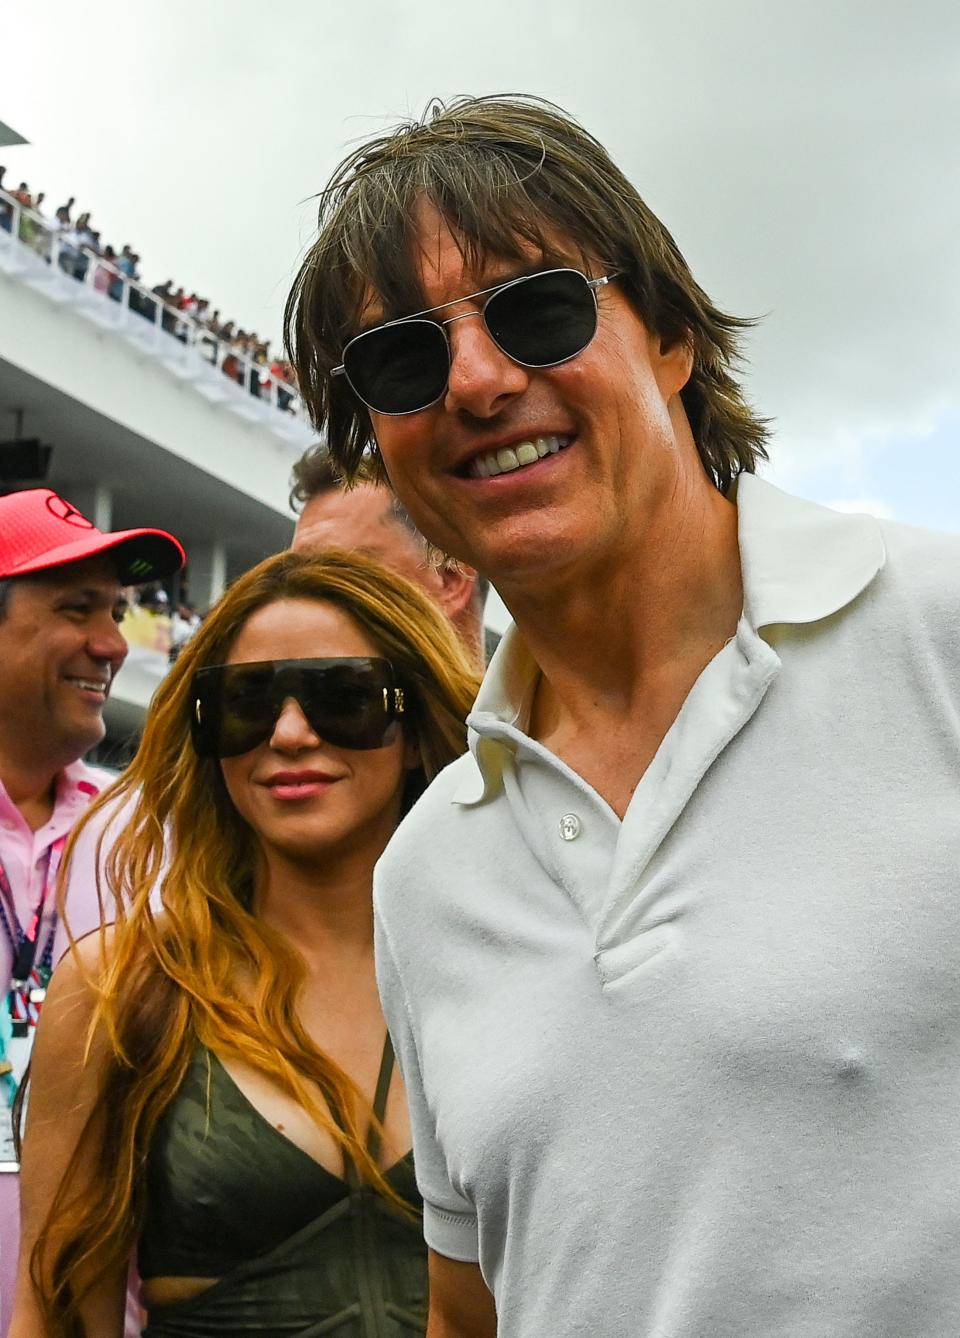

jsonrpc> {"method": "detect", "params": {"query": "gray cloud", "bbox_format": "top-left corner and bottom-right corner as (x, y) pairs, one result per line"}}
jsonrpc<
(3, 0), (958, 478)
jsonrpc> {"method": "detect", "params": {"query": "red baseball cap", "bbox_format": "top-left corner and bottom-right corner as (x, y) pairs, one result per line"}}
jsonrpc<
(0, 488), (185, 584)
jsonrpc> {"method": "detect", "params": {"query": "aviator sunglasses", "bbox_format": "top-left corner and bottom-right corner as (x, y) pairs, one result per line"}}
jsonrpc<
(190, 657), (405, 759)
(332, 267), (620, 416)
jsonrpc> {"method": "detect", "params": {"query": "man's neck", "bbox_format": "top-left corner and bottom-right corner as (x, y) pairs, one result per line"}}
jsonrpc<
(452, 604), (486, 673)
(500, 468), (744, 741)
(0, 756), (62, 832)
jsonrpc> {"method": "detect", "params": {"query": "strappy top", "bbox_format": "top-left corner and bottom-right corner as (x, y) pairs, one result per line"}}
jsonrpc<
(139, 1035), (427, 1336)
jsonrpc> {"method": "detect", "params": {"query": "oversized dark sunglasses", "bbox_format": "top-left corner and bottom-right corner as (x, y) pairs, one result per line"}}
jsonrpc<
(332, 267), (619, 416)
(190, 657), (405, 759)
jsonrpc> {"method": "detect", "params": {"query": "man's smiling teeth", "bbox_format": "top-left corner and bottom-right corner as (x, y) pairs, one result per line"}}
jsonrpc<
(471, 435), (570, 478)
(68, 677), (108, 694)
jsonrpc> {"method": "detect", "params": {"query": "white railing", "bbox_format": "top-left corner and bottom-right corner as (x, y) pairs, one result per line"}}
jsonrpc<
(0, 186), (307, 427)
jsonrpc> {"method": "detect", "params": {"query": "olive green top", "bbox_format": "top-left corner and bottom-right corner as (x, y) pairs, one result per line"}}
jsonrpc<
(139, 1036), (427, 1336)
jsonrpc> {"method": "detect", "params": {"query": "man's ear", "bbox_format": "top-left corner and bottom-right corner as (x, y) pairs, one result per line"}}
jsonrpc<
(435, 563), (479, 620)
(653, 332), (694, 399)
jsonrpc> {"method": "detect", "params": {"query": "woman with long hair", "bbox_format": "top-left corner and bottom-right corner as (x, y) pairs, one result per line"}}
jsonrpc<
(10, 548), (480, 1338)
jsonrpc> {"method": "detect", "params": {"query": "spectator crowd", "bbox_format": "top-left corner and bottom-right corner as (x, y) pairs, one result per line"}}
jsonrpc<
(0, 165), (297, 409)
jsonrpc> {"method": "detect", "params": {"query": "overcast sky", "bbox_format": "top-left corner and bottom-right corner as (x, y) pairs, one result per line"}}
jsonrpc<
(2, 0), (959, 531)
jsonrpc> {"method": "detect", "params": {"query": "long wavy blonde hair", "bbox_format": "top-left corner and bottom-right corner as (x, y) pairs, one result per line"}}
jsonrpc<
(28, 548), (481, 1335)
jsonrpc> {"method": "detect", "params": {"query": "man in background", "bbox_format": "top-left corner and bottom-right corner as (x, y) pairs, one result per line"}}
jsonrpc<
(290, 443), (496, 668)
(0, 487), (183, 1332)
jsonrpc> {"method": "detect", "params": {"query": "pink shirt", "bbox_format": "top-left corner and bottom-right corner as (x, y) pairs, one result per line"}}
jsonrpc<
(0, 758), (126, 1334)
(0, 759), (114, 990)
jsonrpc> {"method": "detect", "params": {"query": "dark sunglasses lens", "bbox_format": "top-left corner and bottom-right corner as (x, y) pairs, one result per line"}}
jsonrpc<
(218, 666), (277, 756)
(298, 662), (397, 750)
(195, 661), (399, 758)
(485, 270), (598, 367)
(344, 320), (449, 414)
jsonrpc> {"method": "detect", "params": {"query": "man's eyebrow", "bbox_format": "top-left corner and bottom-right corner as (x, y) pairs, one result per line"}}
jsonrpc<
(355, 260), (563, 334)
(56, 584), (125, 606)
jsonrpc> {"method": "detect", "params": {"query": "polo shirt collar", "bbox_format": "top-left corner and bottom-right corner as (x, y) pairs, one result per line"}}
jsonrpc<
(734, 473), (886, 630)
(0, 760), (103, 813)
(57, 758), (106, 805)
(453, 474), (886, 805)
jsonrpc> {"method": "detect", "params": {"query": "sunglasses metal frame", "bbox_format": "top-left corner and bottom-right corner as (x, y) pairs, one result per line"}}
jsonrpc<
(190, 656), (405, 759)
(331, 267), (619, 417)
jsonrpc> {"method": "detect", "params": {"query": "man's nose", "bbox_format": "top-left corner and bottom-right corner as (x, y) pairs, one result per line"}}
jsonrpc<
(443, 313), (529, 417)
(89, 612), (129, 667)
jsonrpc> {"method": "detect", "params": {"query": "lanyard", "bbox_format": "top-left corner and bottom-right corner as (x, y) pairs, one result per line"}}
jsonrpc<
(0, 837), (66, 1031)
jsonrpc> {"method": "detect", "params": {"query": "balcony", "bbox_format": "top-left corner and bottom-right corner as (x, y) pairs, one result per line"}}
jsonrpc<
(0, 187), (315, 734)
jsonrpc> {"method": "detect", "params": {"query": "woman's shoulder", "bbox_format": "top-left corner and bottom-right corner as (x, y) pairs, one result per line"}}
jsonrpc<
(58, 912), (164, 979)
(47, 925), (114, 1003)
(40, 914), (176, 1102)
(48, 913), (169, 1025)
(33, 935), (115, 1085)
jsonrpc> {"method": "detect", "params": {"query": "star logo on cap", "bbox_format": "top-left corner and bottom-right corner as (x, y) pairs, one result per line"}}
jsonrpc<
(45, 494), (95, 529)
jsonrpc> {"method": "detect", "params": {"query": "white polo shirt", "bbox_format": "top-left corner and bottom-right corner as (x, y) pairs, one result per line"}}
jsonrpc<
(374, 475), (960, 1337)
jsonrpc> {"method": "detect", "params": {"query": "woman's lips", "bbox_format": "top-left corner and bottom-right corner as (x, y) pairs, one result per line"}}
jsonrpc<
(264, 773), (339, 801)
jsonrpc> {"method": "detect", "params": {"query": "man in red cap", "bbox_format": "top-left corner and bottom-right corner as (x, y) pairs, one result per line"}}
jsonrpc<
(0, 487), (183, 1332)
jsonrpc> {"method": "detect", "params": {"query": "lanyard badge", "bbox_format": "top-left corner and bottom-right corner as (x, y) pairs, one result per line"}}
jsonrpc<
(7, 963), (53, 1035)
(1, 989), (36, 1171)
(6, 890), (57, 1037)
(0, 838), (63, 1050)
(0, 838), (65, 1171)
(1, 903), (58, 1036)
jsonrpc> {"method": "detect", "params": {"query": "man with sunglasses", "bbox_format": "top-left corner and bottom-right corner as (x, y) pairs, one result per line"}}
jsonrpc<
(0, 488), (183, 1332)
(286, 96), (960, 1338)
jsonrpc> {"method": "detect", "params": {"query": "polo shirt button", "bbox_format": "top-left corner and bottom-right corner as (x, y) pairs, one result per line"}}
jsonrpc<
(559, 813), (581, 841)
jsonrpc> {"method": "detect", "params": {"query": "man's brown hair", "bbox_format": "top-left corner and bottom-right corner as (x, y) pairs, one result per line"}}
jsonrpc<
(289, 442), (430, 550)
(285, 94), (768, 492)
(289, 441), (342, 512)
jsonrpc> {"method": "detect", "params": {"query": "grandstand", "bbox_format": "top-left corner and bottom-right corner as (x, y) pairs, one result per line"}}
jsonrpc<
(0, 177), (314, 760)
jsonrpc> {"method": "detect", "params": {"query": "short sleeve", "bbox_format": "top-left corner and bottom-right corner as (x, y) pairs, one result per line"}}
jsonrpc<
(374, 889), (480, 1263)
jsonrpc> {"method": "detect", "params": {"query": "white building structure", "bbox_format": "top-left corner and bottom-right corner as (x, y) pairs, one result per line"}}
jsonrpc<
(0, 184), (313, 747)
